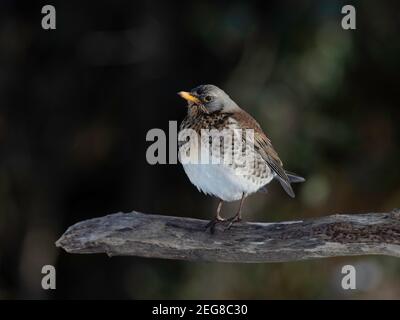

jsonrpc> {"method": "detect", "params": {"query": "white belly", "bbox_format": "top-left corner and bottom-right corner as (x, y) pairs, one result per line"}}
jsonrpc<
(183, 164), (272, 201)
(181, 162), (273, 201)
(178, 130), (274, 201)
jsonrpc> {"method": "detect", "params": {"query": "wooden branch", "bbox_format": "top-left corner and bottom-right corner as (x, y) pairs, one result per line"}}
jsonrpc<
(56, 209), (400, 263)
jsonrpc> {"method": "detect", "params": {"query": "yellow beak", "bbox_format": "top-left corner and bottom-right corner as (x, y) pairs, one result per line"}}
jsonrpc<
(178, 91), (201, 104)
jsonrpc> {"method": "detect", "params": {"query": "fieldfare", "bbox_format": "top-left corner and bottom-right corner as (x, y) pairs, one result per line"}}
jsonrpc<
(178, 84), (305, 232)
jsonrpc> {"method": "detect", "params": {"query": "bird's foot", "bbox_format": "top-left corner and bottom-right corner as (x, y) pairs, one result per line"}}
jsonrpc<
(224, 215), (242, 231)
(205, 217), (225, 234)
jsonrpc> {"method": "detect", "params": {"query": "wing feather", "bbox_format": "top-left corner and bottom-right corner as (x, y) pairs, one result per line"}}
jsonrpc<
(232, 110), (295, 198)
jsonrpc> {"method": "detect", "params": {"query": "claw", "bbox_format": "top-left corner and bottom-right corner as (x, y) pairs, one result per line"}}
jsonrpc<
(224, 216), (242, 231)
(205, 217), (225, 234)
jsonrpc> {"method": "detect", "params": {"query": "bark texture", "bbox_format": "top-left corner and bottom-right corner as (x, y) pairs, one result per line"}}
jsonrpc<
(56, 209), (400, 263)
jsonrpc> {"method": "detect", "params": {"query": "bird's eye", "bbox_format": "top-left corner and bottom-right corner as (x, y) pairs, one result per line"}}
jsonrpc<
(204, 95), (213, 102)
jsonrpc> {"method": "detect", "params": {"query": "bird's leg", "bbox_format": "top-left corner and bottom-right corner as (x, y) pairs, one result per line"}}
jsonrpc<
(205, 200), (225, 233)
(215, 199), (224, 221)
(225, 194), (246, 230)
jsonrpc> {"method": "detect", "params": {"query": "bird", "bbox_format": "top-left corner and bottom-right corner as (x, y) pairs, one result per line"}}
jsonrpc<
(177, 84), (305, 232)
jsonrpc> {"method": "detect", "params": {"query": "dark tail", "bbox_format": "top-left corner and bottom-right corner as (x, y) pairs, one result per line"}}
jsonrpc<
(262, 171), (305, 198)
(285, 171), (306, 183)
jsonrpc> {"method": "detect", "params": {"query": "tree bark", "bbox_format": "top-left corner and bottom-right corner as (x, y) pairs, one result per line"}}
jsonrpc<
(56, 209), (400, 263)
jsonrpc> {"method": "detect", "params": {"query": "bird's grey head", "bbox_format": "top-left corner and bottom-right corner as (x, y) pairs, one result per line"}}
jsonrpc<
(178, 84), (239, 113)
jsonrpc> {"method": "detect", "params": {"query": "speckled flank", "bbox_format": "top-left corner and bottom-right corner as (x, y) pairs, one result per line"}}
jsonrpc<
(179, 110), (274, 201)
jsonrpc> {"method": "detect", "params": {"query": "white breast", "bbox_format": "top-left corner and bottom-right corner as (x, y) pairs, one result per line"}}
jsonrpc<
(179, 137), (274, 202)
(181, 163), (272, 201)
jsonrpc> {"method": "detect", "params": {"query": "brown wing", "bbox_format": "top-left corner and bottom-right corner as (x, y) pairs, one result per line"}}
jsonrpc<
(232, 110), (295, 198)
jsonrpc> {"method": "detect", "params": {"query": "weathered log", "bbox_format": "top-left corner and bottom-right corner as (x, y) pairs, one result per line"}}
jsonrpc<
(56, 209), (400, 263)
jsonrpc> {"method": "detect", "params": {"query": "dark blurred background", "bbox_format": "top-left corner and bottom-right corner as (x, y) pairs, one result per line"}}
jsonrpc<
(0, 0), (399, 299)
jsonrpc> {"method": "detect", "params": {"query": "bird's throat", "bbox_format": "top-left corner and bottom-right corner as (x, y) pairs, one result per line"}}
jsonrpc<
(188, 104), (208, 117)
